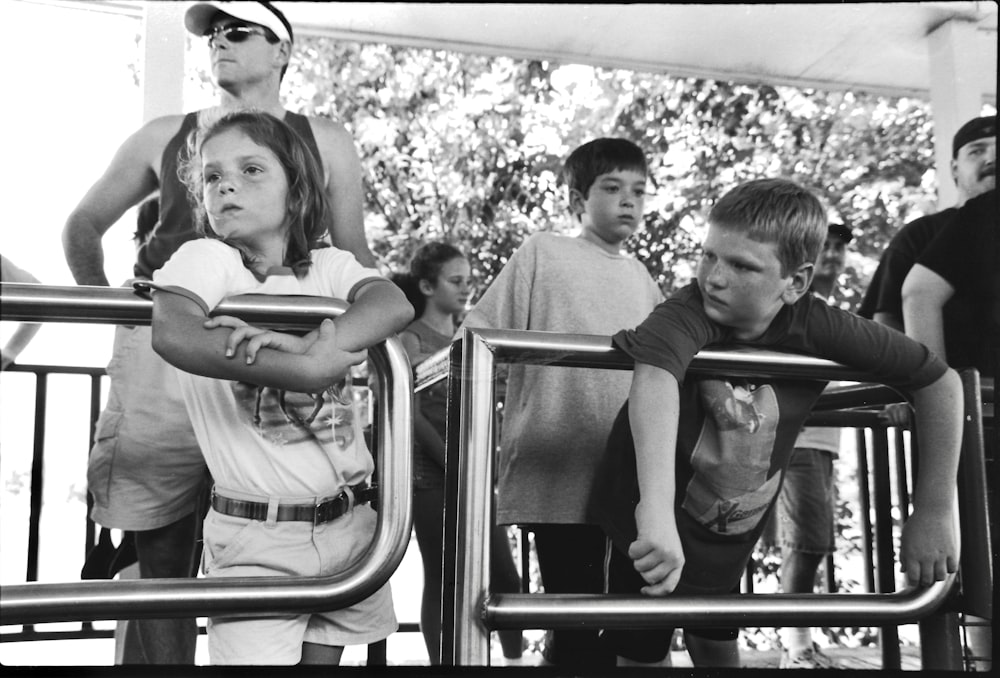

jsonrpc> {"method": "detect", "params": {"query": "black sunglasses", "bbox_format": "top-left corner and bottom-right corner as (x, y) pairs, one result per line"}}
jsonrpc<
(205, 24), (269, 47)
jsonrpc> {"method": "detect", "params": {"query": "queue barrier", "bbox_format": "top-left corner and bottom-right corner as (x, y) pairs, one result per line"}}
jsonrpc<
(436, 327), (988, 668)
(0, 282), (413, 624)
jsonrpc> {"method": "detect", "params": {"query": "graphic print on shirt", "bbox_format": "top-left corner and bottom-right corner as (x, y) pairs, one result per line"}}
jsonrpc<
(683, 378), (781, 535)
(230, 379), (356, 449)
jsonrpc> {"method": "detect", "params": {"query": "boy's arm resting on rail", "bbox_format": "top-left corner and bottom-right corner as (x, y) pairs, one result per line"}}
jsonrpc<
(152, 291), (366, 393)
(629, 362), (684, 596)
(901, 367), (962, 587)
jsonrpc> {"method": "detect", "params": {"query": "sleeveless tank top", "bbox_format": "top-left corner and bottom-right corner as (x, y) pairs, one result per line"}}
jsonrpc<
(134, 110), (322, 278)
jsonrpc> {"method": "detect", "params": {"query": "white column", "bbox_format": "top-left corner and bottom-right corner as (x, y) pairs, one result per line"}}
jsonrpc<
(926, 19), (983, 209)
(141, 2), (188, 123)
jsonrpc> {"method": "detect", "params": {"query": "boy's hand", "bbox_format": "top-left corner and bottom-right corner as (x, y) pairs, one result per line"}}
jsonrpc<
(630, 501), (684, 596)
(899, 508), (959, 587)
(878, 402), (913, 428)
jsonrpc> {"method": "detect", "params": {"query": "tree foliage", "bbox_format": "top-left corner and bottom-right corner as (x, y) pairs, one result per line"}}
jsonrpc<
(280, 37), (941, 313)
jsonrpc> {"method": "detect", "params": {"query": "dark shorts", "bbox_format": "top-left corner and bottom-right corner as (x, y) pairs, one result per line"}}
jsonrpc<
(600, 540), (739, 663)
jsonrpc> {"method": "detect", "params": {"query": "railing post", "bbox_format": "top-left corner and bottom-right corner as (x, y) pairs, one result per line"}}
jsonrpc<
(919, 368), (990, 671)
(871, 426), (901, 669)
(855, 429), (876, 594)
(440, 341), (463, 666)
(450, 329), (495, 666)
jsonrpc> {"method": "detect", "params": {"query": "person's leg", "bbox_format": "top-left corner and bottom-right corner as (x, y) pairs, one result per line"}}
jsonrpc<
(776, 448), (837, 667)
(300, 643), (344, 665)
(532, 524), (616, 669)
(599, 544), (675, 666)
(684, 632), (740, 668)
(90, 325), (207, 664)
(121, 512), (200, 664)
(490, 525), (524, 658)
(412, 484), (445, 663)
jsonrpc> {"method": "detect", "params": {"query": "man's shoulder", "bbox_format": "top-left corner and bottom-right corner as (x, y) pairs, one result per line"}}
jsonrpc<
(303, 115), (353, 146)
(890, 207), (959, 247)
(139, 113), (190, 143)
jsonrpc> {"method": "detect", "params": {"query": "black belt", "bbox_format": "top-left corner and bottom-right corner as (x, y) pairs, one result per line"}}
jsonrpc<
(211, 483), (376, 525)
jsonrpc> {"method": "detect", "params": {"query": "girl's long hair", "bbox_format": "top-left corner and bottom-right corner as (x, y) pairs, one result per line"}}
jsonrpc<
(393, 241), (466, 318)
(180, 110), (330, 276)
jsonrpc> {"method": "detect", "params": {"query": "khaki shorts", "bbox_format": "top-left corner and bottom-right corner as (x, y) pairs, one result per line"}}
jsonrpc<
(203, 500), (397, 664)
(775, 447), (836, 555)
(87, 324), (206, 531)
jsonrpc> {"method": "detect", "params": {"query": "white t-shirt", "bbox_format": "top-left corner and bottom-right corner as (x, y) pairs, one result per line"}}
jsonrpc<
(152, 239), (384, 498)
(460, 232), (664, 524)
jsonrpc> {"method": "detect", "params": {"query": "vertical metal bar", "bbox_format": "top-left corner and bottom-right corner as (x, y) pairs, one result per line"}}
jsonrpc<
(855, 429), (876, 594)
(23, 372), (48, 636)
(440, 341), (463, 666)
(919, 612), (964, 670)
(26, 372), (48, 584)
(82, 372), (103, 634)
(452, 330), (495, 666)
(871, 427), (901, 669)
(894, 429), (910, 519)
(366, 639), (387, 665)
(956, 369), (991, 618)
(520, 528), (530, 593)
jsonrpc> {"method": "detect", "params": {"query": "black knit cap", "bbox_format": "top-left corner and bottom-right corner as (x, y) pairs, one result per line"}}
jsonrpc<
(827, 223), (853, 243)
(952, 116), (996, 158)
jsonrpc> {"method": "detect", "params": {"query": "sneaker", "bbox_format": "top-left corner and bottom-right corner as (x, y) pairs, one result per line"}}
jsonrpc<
(779, 643), (840, 669)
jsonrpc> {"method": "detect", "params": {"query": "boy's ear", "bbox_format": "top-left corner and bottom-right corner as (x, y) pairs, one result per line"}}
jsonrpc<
(418, 278), (435, 297)
(781, 262), (814, 304)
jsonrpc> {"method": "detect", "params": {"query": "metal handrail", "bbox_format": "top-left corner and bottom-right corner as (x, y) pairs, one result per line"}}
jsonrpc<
(0, 282), (413, 624)
(446, 327), (961, 666)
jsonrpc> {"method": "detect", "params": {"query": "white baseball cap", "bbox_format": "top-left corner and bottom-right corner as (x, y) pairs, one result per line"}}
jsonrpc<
(185, 1), (293, 43)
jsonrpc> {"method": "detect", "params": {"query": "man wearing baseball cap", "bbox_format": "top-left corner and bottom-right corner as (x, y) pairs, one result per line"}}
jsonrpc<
(63, 1), (375, 664)
(859, 116), (994, 669)
(859, 115), (995, 334)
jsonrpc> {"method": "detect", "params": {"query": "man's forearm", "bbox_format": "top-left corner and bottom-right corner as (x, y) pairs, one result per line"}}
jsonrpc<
(911, 369), (962, 510)
(63, 217), (110, 286)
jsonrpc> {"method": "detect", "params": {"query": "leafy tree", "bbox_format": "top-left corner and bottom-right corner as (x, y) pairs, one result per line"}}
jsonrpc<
(279, 37), (942, 315)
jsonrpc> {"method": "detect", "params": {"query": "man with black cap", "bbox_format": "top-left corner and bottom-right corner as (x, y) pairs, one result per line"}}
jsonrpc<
(62, 1), (375, 664)
(859, 115), (995, 334)
(771, 223), (854, 669)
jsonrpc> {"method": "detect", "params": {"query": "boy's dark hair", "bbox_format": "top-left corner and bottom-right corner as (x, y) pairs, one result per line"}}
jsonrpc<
(394, 241), (467, 317)
(181, 110), (330, 277)
(562, 138), (647, 199)
(709, 178), (827, 276)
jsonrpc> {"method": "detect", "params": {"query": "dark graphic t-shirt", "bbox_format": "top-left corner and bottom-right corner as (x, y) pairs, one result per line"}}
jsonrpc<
(591, 282), (947, 593)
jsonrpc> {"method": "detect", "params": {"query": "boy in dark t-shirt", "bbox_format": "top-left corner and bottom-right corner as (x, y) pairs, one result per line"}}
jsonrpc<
(590, 178), (964, 668)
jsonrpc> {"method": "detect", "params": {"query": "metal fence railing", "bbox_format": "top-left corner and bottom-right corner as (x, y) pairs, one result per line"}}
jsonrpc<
(433, 327), (991, 670)
(0, 283), (413, 628)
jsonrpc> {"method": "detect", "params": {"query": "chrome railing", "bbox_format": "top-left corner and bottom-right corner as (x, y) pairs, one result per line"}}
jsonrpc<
(0, 282), (413, 624)
(439, 327), (984, 667)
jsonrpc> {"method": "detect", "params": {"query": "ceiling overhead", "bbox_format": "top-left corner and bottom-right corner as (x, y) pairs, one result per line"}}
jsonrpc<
(281, 2), (997, 101)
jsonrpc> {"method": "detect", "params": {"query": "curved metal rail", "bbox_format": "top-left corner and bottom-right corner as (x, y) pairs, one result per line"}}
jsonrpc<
(0, 282), (412, 624)
(447, 327), (959, 665)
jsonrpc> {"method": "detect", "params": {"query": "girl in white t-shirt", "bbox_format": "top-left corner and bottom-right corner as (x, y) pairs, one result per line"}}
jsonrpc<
(149, 111), (412, 665)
